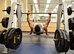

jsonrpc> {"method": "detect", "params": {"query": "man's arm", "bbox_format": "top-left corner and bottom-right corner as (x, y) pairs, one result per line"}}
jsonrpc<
(27, 14), (32, 28)
(45, 13), (51, 28)
(43, 13), (51, 35)
(27, 14), (33, 34)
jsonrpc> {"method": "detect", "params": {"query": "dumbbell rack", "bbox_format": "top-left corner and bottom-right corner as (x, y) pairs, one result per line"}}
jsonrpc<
(2, 0), (22, 54)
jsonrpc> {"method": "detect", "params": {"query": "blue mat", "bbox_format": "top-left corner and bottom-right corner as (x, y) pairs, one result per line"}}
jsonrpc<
(12, 43), (59, 54)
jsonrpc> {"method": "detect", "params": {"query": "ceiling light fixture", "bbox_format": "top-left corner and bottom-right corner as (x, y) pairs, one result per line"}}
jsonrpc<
(44, 0), (51, 13)
(33, 0), (37, 3)
(51, 5), (59, 13)
(47, 0), (51, 3)
(35, 4), (38, 8)
(33, 0), (39, 13)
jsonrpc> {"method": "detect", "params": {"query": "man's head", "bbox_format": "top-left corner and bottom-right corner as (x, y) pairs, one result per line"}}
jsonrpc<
(34, 25), (40, 32)
(33, 24), (43, 35)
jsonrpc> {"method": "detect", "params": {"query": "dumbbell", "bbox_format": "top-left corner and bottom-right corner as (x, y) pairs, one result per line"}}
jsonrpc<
(0, 17), (9, 28)
(2, 6), (11, 14)
(67, 7), (74, 15)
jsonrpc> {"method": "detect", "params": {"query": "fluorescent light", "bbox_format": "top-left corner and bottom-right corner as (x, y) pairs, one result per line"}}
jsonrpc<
(45, 8), (48, 11)
(51, 5), (59, 13)
(53, 8), (56, 11)
(62, 0), (65, 2)
(36, 7), (39, 13)
(36, 8), (39, 10)
(46, 4), (49, 8)
(44, 0), (51, 13)
(44, 5), (49, 13)
(35, 4), (38, 8)
(55, 5), (59, 9)
(37, 10), (39, 13)
(33, 0), (37, 3)
(51, 11), (54, 13)
(44, 4), (49, 13)
(33, 0), (39, 13)
(44, 9), (48, 13)
(47, 0), (51, 3)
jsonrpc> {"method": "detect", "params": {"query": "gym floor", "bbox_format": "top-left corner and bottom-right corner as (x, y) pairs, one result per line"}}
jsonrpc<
(0, 32), (74, 54)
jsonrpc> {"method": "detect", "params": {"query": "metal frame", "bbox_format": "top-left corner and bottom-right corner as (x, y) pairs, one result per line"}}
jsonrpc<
(2, 1), (22, 53)
(63, 0), (72, 42)
(57, 0), (71, 42)
(2, 2), (17, 54)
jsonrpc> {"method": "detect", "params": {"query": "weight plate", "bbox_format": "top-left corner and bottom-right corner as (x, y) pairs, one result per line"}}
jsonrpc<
(54, 29), (65, 52)
(7, 6), (11, 14)
(4, 28), (13, 48)
(68, 18), (74, 30)
(62, 30), (69, 52)
(69, 32), (74, 50)
(5, 28), (22, 49)
(2, 17), (9, 28)
(0, 30), (7, 44)
(67, 7), (72, 15)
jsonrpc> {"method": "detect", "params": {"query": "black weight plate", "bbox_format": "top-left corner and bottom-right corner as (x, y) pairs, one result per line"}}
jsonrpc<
(6, 28), (22, 49)
(4, 28), (13, 48)
(7, 6), (11, 14)
(67, 7), (72, 15)
(0, 30), (7, 44)
(2, 17), (9, 28)
(54, 29), (65, 52)
(69, 32), (74, 50)
(62, 31), (69, 52)
(68, 18), (74, 30)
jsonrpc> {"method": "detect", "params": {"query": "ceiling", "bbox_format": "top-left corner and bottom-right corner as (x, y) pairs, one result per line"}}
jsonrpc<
(28, 0), (60, 13)
(28, 0), (74, 13)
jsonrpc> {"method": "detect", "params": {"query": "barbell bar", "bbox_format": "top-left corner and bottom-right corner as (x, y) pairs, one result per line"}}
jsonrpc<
(15, 12), (58, 14)
(2, 6), (63, 15)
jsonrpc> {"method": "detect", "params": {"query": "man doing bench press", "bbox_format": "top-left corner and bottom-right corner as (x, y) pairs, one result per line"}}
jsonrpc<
(27, 13), (51, 35)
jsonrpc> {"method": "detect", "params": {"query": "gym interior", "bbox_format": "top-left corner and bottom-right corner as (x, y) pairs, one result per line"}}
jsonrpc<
(0, 0), (74, 54)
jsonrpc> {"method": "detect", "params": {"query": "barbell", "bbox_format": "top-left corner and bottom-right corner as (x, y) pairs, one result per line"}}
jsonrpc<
(2, 6), (74, 17)
(2, 6), (63, 18)
(2, 6), (58, 14)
